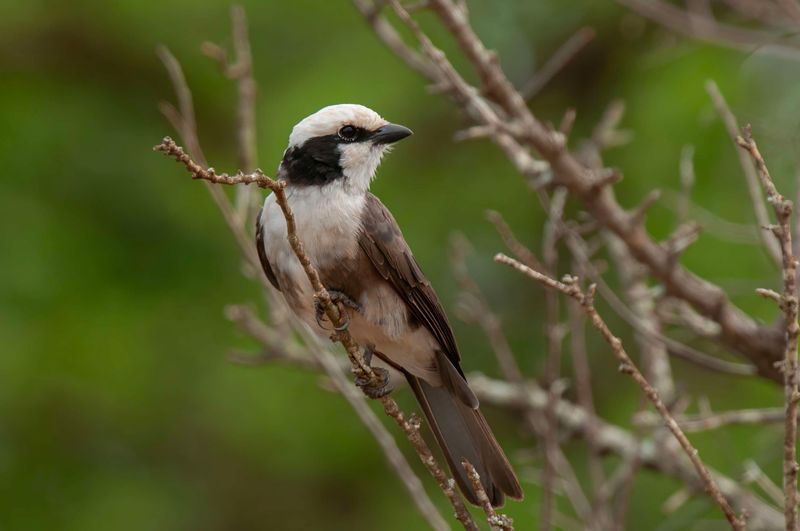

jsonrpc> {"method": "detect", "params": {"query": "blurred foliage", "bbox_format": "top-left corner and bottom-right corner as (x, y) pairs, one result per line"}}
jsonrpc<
(1, 1), (799, 529)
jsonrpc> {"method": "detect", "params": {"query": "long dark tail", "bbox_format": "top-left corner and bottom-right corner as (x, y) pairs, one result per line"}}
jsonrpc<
(406, 374), (523, 507)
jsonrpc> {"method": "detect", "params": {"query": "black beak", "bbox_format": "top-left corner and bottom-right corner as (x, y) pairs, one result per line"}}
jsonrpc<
(371, 123), (413, 144)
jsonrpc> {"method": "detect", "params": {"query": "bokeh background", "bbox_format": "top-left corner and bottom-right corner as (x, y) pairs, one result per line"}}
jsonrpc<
(2, 1), (799, 529)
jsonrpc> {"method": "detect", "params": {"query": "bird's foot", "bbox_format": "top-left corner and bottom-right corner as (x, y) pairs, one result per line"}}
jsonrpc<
(315, 290), (362, 330)
(354, 344), (390, 399)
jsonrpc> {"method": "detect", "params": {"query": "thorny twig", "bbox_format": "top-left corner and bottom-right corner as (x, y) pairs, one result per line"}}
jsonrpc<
(495, 253), (746, 530)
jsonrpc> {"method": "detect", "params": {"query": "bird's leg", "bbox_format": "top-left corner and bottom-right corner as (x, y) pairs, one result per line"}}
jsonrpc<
(314, 289), (362, 330)
(354, 343), (390, 399)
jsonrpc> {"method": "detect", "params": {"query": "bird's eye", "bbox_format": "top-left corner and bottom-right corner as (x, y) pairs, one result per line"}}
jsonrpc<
(338, 125), (358, 141)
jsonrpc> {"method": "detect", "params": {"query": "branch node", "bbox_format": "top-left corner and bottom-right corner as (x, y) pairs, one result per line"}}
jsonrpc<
(756, 288), (782, 304)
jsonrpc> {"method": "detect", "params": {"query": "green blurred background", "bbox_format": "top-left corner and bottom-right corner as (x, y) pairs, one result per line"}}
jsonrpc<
(2, 1), (798, 529)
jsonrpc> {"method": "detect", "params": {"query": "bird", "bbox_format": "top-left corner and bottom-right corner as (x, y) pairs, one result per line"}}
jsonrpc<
(256, 103), (523, 507)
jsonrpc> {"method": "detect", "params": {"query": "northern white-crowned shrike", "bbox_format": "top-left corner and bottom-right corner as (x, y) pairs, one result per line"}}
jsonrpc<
(257, 104), (522, 506)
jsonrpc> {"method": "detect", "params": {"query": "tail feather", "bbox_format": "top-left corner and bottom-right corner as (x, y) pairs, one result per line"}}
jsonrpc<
(407, 374), (523, 507)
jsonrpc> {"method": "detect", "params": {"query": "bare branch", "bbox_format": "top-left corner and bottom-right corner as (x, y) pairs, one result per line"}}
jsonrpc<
(201, 6), (260, 223)
(154, 137), (271, 187)
(737, 126), (800, 531)
(352, 0), (438, 79)
(569, 231), (756, 376)
(462, 460), (514, 531)
(229, 6), (259, 222)
(495, 253), (746, 529)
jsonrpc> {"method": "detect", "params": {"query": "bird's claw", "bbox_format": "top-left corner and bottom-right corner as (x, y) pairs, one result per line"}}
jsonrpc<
(354, 344), (390, 399)
(334, 316), (351, 331)
(315, 289), (361, 330)
(355, 367), (390, 399)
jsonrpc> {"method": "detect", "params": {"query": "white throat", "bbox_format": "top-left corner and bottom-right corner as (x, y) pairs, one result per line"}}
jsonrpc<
(338, 143), (388, 195)
(276, 180), (367, 265)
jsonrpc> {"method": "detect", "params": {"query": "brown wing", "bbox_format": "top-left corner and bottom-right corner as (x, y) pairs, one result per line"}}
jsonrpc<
(255, 210), (281, 291)
(358, 193), (464, 374)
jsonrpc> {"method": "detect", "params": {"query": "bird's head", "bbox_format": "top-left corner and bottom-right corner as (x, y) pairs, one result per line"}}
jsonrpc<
(279, 104), (412, 193)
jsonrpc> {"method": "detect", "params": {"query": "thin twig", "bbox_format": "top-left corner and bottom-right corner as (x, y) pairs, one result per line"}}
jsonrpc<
(495, 253), (746, 530)
(743, 459), (786, 508)
(737, 126), (799, 531)
(462, 460), (514, 531)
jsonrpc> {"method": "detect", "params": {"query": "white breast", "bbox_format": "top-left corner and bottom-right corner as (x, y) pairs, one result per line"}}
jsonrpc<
(259, 181), (366, 304)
